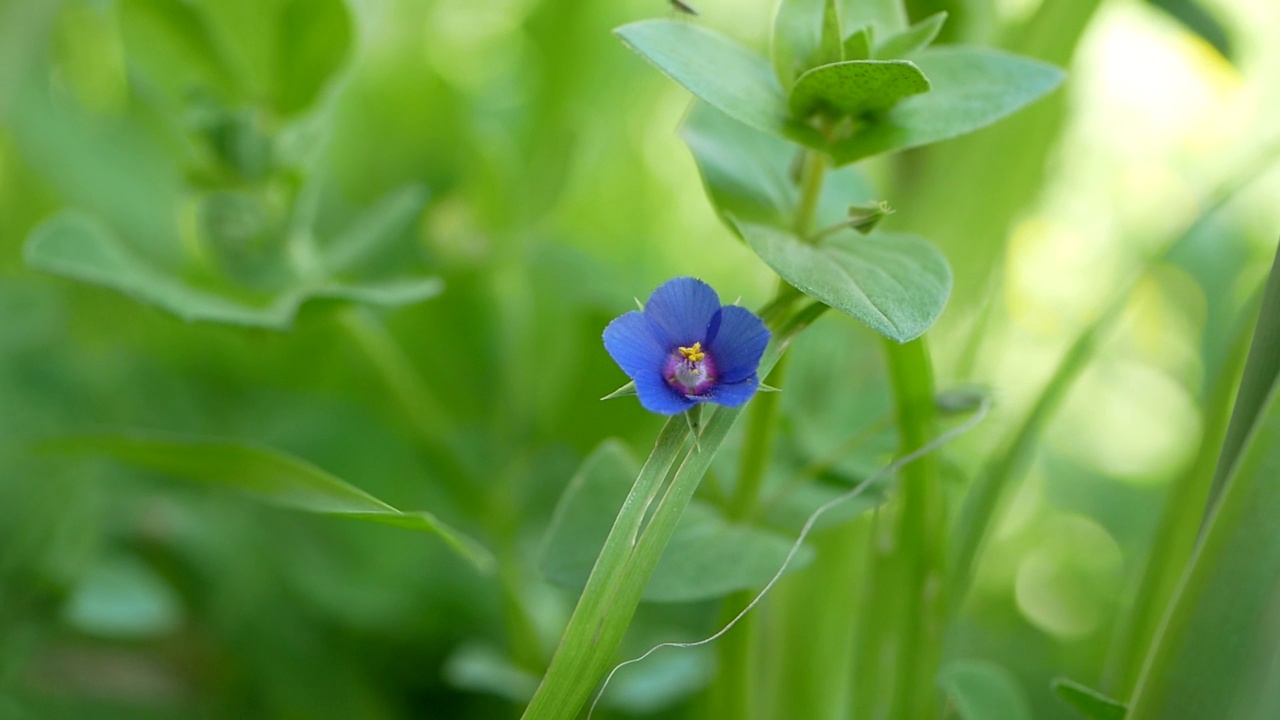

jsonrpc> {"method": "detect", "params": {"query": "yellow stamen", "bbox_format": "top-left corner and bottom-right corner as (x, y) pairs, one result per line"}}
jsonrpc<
(678, 342), (705, 362)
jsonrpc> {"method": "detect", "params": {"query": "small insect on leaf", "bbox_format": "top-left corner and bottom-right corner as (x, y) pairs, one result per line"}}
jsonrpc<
(670, 0), (698, 16)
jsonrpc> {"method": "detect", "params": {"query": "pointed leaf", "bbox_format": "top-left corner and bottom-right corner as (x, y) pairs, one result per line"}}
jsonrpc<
(773, 0), (827, 89)
(789, 59), (930, 118)
(616, 20), (815, 144)
(1053, 678), (1127, 720)
(818, 0), (845, 66)
(1147, 0), (1231, 61)
(273, 0), (352, 116)
(738, 221), (951, 342)
(939, 660), (1033, 720)
(843, 26), (874, 60)
(1207, 246), (1280, 509)
(830, 46), (1064, 164)
(874, 11), (947, 59)
(1127, 246), (1280, 720)
(54, 434), (494, 572)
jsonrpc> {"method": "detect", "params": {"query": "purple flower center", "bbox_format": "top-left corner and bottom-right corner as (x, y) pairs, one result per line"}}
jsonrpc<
(664, 341), (717, 396)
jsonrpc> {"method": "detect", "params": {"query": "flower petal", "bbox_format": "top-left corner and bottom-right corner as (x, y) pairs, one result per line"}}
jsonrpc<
(706, 305), (770, 382)
(603, 311), (666, 379)
(707, 375), (759, 408)
(644, 277), (721, 347)
(635, 371), (697, 415)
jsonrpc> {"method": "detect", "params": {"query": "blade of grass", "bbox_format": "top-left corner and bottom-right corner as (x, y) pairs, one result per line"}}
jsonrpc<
(1126, 240), (1280, 719)
(46, 434), (495, 572)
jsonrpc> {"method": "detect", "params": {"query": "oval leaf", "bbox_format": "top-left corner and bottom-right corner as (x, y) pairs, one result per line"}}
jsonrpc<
(939, 659), (1033, 720)
(738, 221), (951, 342)
(789, 59), (930, 118)
(615, 20), (816, 145)
(53, 434), (494, 572)
(830, 46), (1064, 164)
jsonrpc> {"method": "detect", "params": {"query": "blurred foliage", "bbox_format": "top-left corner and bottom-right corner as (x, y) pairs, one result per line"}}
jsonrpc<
(1, 0), (1278, 718)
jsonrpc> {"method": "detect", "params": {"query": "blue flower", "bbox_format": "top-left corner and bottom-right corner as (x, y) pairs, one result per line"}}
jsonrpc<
(603, 277), (771, 415)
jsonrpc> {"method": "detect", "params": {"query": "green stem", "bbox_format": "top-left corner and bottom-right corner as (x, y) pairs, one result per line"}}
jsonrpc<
(729, 353), (789, 520)
(881, 336), (943, 720)
(497, 552), (547, 671)
(708, 591), (759, 720)
(714, 147), (828, 716)
(337, 308), (452, 444)
(795, 150), (827, 240)
(730, 145), (826, 522)
(522, 418), (690, 719)
(775, 519), (866, 720)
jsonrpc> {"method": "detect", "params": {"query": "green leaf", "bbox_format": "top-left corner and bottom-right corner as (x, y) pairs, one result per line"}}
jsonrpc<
(680, 102), (874, 233)
(55, 434), (494, 572)
(63, 554), (184, 640)
(773, 0), (827, 90)
(541, 440), (812, 602)
(273, 0), (352, 116)
(842, 26), (874, 61)
(939, 660), (1033, 720)
(1206, 247), (1280, 511)
(615, 20), (815, 144)
(738, 221), (951, 342)
(1053, 678), (1127, 720)
(838, 0), (907, 36)
(8, 84), (181, 251)
(24, 211), (442, 329)
(873, 11), (947, 59)
(118, 0), (237, 99)
(818, 0), (845, 66)
(1127, 244), (1280, 720)
(830, 46), (1065, 164)
(1147, 0), (1232, 61)
(789, 59), (930, 118)
(445, 643), (540, 704)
